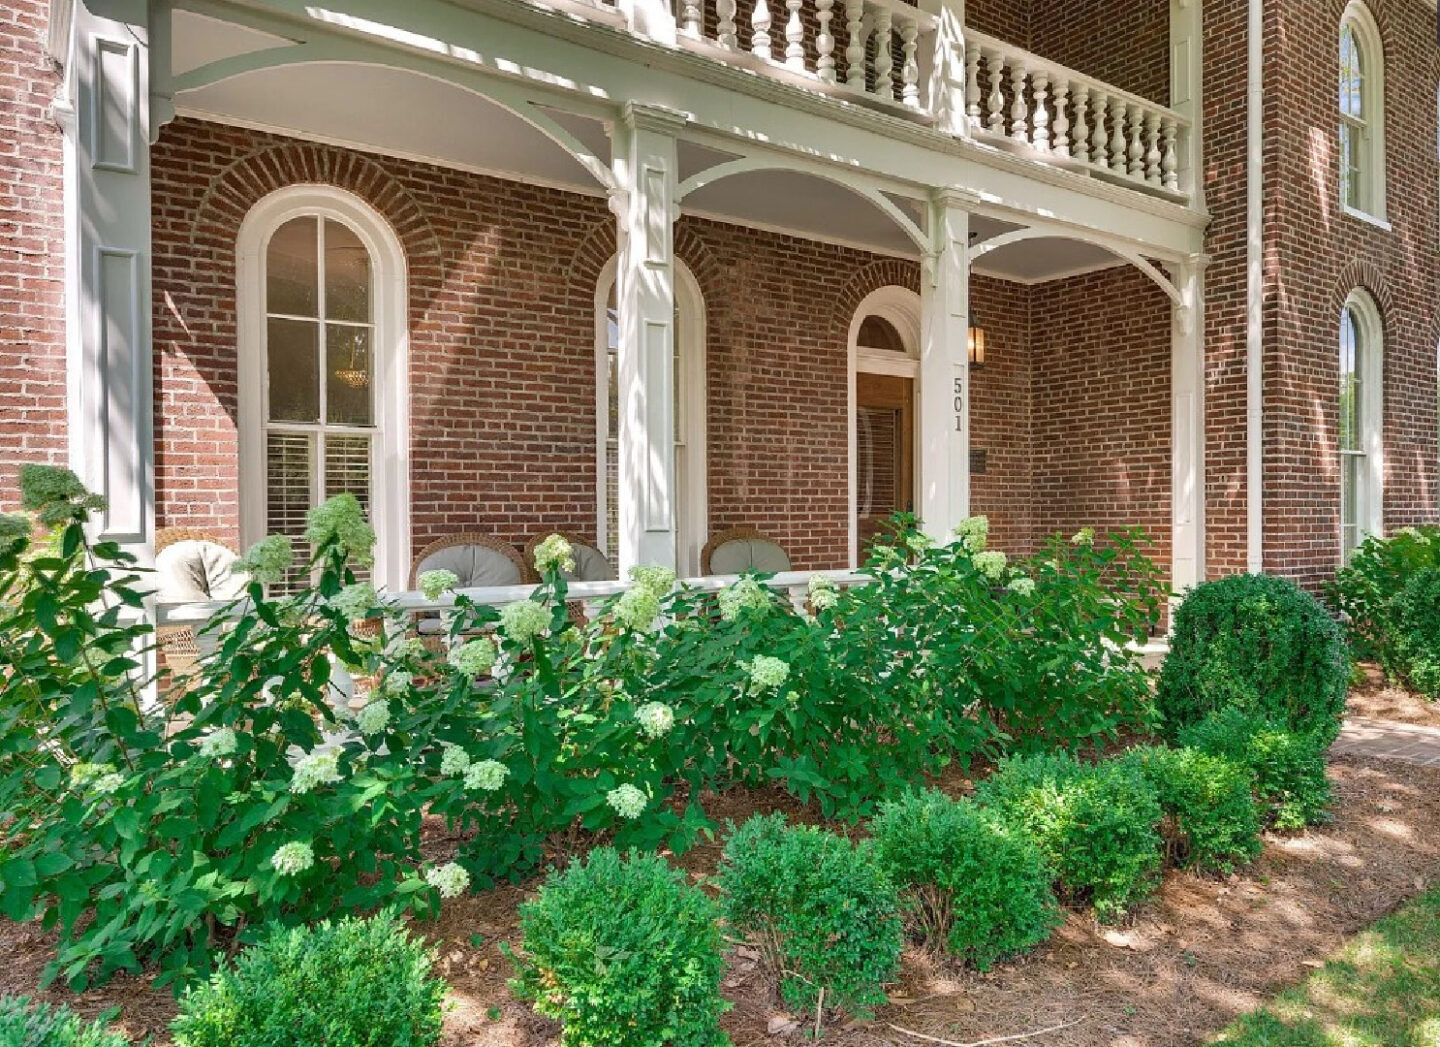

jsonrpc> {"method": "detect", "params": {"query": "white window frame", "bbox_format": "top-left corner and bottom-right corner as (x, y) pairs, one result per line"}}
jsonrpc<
(236, 185), (411, 590)
(847, 285), (922, 567)
(1339, 1), (1387, 224)
(1340, 289), (1385, 563)
(595, 257), (708, 576)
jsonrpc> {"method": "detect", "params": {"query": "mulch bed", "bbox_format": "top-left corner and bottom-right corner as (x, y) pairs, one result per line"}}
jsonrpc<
(6, 707), (1440, 1047)
(1348, 665), (1440, 728)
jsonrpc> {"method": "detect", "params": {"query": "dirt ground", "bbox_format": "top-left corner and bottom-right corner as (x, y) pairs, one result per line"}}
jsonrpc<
(1348, 665), (1440, 728)
(5, 700), (1440, 1047)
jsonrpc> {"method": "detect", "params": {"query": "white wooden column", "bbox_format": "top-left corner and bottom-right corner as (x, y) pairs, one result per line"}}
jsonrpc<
(57, 0), (160, 558)
(918, 0), (967, 137)
(1171, 255), (1206, 596)
(918, 190), (971, 539)
(611, 103), (683, 573)
(1169, 0), (1203, 204)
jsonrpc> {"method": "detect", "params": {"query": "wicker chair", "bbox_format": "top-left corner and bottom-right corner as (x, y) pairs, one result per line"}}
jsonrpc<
(523, 530), (616, 583)
(410, 533), (534, 589)
(700, 526), (792, 576)
(154, 526), (244, 681)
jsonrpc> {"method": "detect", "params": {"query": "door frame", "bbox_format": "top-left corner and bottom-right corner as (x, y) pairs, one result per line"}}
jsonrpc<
(847, 285), (922, 567)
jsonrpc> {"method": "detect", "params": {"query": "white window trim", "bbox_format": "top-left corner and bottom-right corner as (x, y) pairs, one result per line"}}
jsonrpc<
(594, 256), (708, 576)
(236, 184), (411, 590)
(1340, 288), (1385, 561)
(847, 285), (922, 567)
(1340, 1), (1387, 223)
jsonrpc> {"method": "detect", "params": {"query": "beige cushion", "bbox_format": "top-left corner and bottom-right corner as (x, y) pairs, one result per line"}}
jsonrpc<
(155, 540), (247, 603)
(563, 544), (616, 583)
(417, 545), (523, 589)
(709, 537), (791, 575)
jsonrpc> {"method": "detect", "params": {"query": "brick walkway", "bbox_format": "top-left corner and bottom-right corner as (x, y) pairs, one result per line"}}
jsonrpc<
(1332, 717), (1440, 768)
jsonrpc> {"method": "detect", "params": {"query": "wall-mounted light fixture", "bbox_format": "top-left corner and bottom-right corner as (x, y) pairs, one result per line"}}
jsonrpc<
(967, 311), (986, 369)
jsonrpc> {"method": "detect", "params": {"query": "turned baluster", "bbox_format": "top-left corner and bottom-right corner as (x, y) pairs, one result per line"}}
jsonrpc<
(986, 49), (1006, 134)
(1091, 92), (1111, 167)
(844, 0), (867, 88)
(1127, 104), (1146, 179)
(717, 0), (738, 48)
(873, 7), (893, 98)
(1009, 60), (1029, 142)
(1161, 118), (1180, 191)
(752, 0), (773, 60)
(900, 18), (920, 107)
(1051, 77), (1070, 157)
(816, 0), (836, 82)
(680, 0), (702, 38)
(964, 43), (983, 127)
(1032, 70), (1051, 151)
(1109, 98), (1128, 172)
(785, 0), (805, 69)
(1071, 85), (1090, 162)
(1144, 112), (1163, 185)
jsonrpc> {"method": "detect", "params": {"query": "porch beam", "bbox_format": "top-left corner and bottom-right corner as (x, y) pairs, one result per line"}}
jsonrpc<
(1171, 254), (1206, 596)
(918, 190), (971, 538)
(612, 103), (684, 573)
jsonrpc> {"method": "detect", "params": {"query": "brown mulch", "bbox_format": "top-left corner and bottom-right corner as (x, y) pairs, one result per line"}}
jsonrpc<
(6, 710), (1440, 1046)
(1348, 664), (1440, 727)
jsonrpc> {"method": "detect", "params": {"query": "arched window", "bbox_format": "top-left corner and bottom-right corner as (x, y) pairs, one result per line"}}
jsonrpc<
(595, 260), (707, 575)
(1340, 2), (1386, 220)
(1340, 290), (1384, 562)
(237, 187), (410, 589)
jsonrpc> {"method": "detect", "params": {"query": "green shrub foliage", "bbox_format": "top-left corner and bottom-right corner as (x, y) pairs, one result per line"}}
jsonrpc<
(1122, 746), (1263, 873)
(508, 848), (728, 1047)
(0, 996), (133, 1047)
(1392, 568), (1440, 700)
(975, 753), (1164, 923)
(718, 814), (903, 1021)
(870, 789), (1059, 970)
(1157, 574), (1349, 744)
(1179, 709), (1332, 830)
(1327, 525), (1440, 680)
(170, 911), (446, 1047)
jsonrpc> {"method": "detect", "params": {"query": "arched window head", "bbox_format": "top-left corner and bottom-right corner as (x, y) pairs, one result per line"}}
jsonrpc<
(1339, 2), (1386, 220)
(1339, 289), (1385, 562)
(237, 186), (410, 590)
(858, 315), (908, 355)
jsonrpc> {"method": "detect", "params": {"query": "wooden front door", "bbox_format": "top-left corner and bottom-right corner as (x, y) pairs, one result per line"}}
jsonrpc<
(855, 373), (915, 553)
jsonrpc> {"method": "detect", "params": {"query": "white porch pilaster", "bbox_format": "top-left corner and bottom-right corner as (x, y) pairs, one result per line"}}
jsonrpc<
(1171, 255), (1206, 596)
(1169, 0), (1203, 204)
(918, 0), (967, 137)
(611, 103), (684, 574)
(57, 0), (159, 558)
(918, 190), (971, 539)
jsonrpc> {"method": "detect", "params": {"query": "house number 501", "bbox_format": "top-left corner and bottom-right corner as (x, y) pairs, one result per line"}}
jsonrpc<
(953, 377), (965, 432)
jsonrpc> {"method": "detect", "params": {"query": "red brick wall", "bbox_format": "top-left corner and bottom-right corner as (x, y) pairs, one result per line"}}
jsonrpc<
(0, 0), (66, 509)
(969, 274), (1035, 553)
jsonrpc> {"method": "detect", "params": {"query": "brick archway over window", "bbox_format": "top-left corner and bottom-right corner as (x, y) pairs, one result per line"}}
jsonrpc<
(1324, 0), (1395, 40)
(1329, 260), (1396, 329)
(830, 259), (922, 345)
(564, 218), (724, 307)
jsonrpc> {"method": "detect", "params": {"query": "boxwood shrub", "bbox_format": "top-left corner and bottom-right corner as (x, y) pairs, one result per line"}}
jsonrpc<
(870, 788), (1059, 970)
(1157, 574), (1349, 744)
(1326, 525), (1440, 677)
(171, 911), (446, 1047)
(717, 814), (902, 1021)
(1393, 567), (1440, 700)
(1122, 745), (1263, 873)
(0, 996), (132, 1047)
(508, 848), (729, 1047)
(1179, 708), (1332, 830)
(974, 753), (1163, 923)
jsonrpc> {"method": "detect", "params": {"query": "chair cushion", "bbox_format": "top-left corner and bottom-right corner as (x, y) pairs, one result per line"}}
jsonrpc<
(708, 537), (791, 575)
(417, 544), (523, 589)
(563, 544), (616, 583)
(155, 540), (247, 602)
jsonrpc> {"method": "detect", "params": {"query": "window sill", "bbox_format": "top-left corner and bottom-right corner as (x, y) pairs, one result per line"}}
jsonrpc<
(1342, 204), (1392, 232)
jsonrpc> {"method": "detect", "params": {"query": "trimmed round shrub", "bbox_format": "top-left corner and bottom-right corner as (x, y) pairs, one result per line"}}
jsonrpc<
(0, 996), (132, 1047)
(1393, 567), (1440, 700)
(870, 788), (1059, 970)
(718, 813), (902, 1020)
(171, 911), (446, 1047)
(1179, 708), (1332, 831)
(1157, 574), (1349, 744)
(508, 848), (729, 1047)
(974, 752), (1163, 923)
(1122, 745), (1263, 873)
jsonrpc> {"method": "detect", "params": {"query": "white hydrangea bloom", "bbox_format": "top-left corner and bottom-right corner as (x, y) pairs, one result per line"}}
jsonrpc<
(533, 534), (576, 576)
(614, 586), (660, 632)
(807, 574), (838, 612)
(70, 762), (122, 795)
(439, 745), (472, 777)
(1071, 527), (1096, 548)
(635, 702), (675, 739)
(290, 751), (342, 795)
(606, 783), (648, 820)
(718, 578), (771, 621)
(464, 759), (509, 792)
(390, 636), (429, 662)
(271, 841), (315, 876)
(498, 600), (550, 644)
(425, 861), (471, 899)
(418, 569), (459, 602)
(448, 637), (498, 680)
(629, 565), (677, 598)
(199, 727), (238, 759)
(330, 582), (377, 623)
(747, 655), (790, 692)
(1007, 576), (1037, 598)
(90, 772), (124, 796)
(382, 671), (414, 697)
(355, 700), (391, 736)
(236, 535), (294, 586)
(973, 550), (1008, 582)
(954, 515), (990, 553)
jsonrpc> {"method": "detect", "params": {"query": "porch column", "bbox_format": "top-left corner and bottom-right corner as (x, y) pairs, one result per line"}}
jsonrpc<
(1169, 0), (1203, 204)
(918, 190), (972, 538)
(611, 103), (684, 573)
(56, 0), (162, 559)
(1171, 255), (1206, 595)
